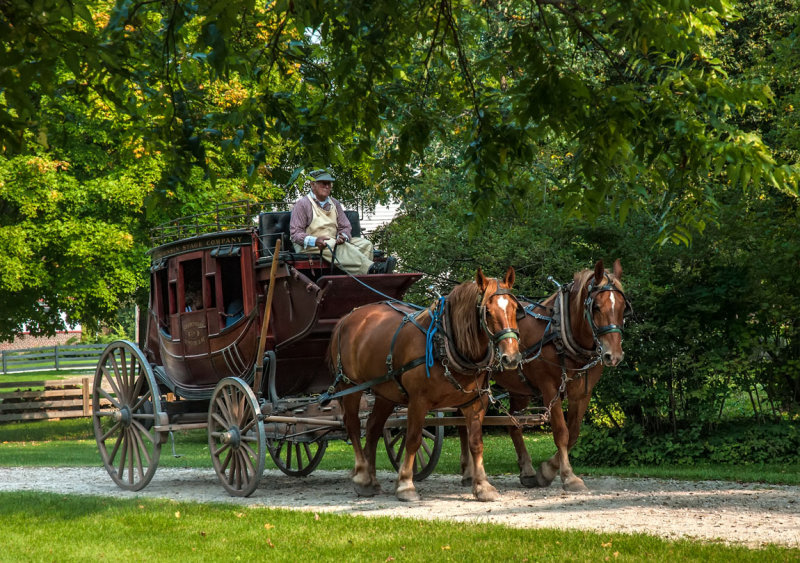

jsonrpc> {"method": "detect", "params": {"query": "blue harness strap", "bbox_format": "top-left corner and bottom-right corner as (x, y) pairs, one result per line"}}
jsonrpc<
(425, 296), (446, 378)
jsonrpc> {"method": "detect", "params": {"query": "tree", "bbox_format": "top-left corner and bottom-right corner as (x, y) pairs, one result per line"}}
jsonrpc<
(93, 1), (800, 240)
(2, 0), (799, 343)
(4, 1), (797, 239)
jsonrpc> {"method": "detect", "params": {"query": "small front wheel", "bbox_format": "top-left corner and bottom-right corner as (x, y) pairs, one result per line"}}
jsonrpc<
(208, 377), (266, 497)
(267, 437), (327, 477)
(383, 412), (444, 481)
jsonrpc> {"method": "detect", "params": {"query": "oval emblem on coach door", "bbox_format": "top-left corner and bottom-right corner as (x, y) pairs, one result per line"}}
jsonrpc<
(183, 320), (207, 346)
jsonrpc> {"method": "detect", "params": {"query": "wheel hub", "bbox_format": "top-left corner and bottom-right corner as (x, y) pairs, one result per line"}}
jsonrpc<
(221, 426), (241, 448)
(114, 406), (132, 427)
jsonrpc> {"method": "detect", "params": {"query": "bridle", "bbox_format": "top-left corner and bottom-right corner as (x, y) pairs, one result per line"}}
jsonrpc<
(584, 274), (631, 343)
(479, 283), (521, 347)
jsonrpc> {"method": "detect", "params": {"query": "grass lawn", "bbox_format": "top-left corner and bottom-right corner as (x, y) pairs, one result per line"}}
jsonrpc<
(1, 491), (796, 562)
(2, 419), (799, 560)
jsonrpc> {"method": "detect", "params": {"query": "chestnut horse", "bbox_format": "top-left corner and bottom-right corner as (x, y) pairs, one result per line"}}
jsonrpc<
(459, 259), (629, 492)
(328, 268), (522, 502)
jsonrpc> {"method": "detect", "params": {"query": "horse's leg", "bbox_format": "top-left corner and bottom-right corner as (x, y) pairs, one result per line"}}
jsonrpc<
(457, 426), (473, 486)
(548, 394), (591, 492)
(507, 393), (538, 487)
(536, 395), (588, 493)
(341, 392), (374, 496)
(394, 399), (425, 502)
(555, 373), (600, 490)
(362, 395), (395, 495)
(462, 399), (500, 502)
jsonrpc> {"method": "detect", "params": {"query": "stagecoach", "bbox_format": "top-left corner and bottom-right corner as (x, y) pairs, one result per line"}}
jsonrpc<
(92, 200), (612, 500)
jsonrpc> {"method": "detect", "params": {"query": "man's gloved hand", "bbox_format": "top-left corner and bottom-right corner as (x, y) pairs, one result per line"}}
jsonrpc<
(315, 237), (330, 249)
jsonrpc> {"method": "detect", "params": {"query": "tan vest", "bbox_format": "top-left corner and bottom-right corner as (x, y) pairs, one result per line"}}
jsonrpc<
(306, 194), (339, 241)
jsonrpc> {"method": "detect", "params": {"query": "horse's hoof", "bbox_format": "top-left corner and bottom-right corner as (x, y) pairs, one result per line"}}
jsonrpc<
(474, 485), (500, 502)
(562, 477), (589, 493)
(354, 482), (381, 497)
(396, 487), (421, 502)
(460, 476), (473, 487)
(519, 474), (542, 488)
(533, 471), (555, 488)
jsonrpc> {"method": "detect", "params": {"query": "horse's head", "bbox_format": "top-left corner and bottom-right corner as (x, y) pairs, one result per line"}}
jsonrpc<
(578, 259), (629, 367)
(476, 266), (523, 370)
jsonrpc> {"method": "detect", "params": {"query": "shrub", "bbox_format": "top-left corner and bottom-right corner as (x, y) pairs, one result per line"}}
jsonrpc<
(571, 420), (800, 466)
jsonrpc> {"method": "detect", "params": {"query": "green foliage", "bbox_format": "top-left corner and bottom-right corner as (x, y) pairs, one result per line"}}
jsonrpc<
(573, 421), (800, 467)
(4, 0), (798, 243)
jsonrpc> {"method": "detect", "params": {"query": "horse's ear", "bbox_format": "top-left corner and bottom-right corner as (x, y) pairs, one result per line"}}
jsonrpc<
(476, 268), (488, 290)
(613, 258), (623, 279)
(594, 260), (604, 284)
(504, 266), (515, 288)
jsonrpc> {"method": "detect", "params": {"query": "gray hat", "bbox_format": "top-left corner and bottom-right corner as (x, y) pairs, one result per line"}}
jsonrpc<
(309, 168), (335, 182)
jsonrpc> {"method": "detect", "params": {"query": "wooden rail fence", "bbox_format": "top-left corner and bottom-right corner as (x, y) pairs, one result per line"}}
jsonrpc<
(1, 344), (106, 375)
(0, 376), (113, 423)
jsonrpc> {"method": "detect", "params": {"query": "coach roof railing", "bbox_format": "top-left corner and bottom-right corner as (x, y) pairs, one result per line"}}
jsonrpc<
(149, 200), (292, 246)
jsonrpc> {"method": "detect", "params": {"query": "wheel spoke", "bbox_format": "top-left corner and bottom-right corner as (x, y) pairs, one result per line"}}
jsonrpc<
(108, 429), (124, 464)
(240, 440), (257, 460)
(211, 441), (231, 458)
(219, 390), (235, 425)
(419, 437), (433, 458)
(239, 448), (256, 479)
(117, 431), (129, 481)
(99, 420), (122, 442)
(220, 448), (233, 473)
(100, 366), (122, 400)
(285, 440), (293, 468)
(130, 419), (155, 446)
(98, 388), (121, 410)
(127, 429), (135, 484)
(130, 431), (147, 480)
(240, 416), (257, 435)
(130, 386), (150, 412)
(396, 433), (408, 463)
(119, 348), (129, 388)
(211, 412), (229, 429)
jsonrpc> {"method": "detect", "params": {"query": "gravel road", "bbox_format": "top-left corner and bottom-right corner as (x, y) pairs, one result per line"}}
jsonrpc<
(1, 466), (798, 548)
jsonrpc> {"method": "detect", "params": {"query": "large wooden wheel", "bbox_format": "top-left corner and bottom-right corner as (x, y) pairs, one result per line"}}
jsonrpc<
(208, 377), (266, 497)
(92, 340), (163, 491)
(383, 412), (444, 481)
(267, 437), (327, 477)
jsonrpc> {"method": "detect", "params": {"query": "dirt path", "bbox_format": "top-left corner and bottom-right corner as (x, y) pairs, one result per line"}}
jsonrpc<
(1, 467), (798, 548)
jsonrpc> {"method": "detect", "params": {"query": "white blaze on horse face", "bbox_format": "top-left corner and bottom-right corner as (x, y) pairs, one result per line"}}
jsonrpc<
(497, 296), (510, 324)
(609, 292), (616, 314)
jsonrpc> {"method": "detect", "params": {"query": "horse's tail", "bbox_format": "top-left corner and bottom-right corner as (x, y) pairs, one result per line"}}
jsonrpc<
(328, 307), (357, 378)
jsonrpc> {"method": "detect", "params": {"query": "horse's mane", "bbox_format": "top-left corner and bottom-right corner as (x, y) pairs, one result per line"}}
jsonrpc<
(446, 280), (484, 361)
(571, 269), (596, 321)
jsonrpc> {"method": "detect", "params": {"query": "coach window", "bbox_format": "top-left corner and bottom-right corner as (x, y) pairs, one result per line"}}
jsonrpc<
(181, 259), (204, 312)
(218, 255), (244, 328)
(152, 266), (170, 332)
